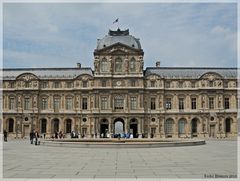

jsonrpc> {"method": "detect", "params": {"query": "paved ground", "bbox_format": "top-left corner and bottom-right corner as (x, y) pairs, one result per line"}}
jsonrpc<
(3, 138), (238, 179)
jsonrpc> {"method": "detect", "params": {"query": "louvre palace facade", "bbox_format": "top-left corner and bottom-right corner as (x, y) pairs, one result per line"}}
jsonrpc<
(2, 28), (238, 139)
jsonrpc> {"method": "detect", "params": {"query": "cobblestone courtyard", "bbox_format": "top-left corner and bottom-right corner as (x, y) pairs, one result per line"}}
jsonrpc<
(3, 139), (238, 179)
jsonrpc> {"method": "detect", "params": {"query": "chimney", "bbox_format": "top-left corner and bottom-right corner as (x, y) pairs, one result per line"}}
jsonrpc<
(156, 61), (160, 67)
(77, 63), (81, 68)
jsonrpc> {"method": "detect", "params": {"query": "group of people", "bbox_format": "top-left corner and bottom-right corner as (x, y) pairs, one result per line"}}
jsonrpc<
(30, 130), (40, 145)
(51, 131), (64, 139)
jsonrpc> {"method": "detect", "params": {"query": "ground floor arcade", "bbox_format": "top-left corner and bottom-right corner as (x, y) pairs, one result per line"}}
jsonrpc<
(3, 113), (238, 139)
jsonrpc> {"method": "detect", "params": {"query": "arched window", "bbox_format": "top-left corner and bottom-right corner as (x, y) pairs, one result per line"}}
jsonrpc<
(41, 119), (47, 133)
(8, 118), (14, 133)
(115, 58), (122, 72)
(53, 119), (59, 132)
(191, 118), (198, 133)
(129, 58), (136, 72)
(225, 118), (231, 133)
(101, 58), (108, 72)
(178, 119), (186, 134)
(165, 119), (173, 134)
(66, 119), (72, 133)
(114, 95), (124, 109)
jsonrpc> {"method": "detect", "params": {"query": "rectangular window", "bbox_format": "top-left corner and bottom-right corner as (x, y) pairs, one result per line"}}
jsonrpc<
(191, 98), (196, 109)
(42, 82), (48, 88)
(150, 81), (155, 87)
(42, 98), (48, 110)
(209, 97), (214, 109)
(54, 98), (60, 111)
(179, 98), (184, 110)
(165, 98), (172, 110)
(24, 98), (30, 110)
(130, 97), (137, 110)
(10, 82), (15, 88)
(66, 97), (73, 110)
(101, 97), (107, 110)
(9, 98), (15, 110)
(179, 82), (183, 88)
(54, 82), (60, 88)
(191, 82), (195, 88)
(165, 82), (170, 88)
(151, 98), (156, 110)
(102, 80), (107, 87)
(82, 81), (87, 88)
(66, 82), (73, 88)
(209, 81), (213, 87)
(82, 98), (88, 110)
(224, 97), (230, 109)
(131, 80), (136, 87)
(25, 82), (30, 88)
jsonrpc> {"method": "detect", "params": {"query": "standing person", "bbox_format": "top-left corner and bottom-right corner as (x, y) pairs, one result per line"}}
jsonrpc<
(30, 130), (35, 144)
(55, 131), (58, 139)
(35, 131), (39, 145)
(43, 133), (46, 139)
(3, 130), (7, 142)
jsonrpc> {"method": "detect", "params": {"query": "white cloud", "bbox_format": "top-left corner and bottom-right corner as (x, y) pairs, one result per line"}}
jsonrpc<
(3, 3), (237, 68)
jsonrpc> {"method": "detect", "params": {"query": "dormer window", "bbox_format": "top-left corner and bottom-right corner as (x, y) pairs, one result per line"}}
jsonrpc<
(129, 58), (136, 72)
(82, 81), (88, 88)
(115, 58), (122, 72)
(101, 58), (108, 72)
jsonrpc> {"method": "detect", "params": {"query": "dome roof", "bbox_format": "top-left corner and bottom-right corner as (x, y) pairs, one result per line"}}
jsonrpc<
(96, 28), (141, 50)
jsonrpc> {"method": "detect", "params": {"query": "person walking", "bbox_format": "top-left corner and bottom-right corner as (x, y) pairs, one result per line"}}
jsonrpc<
(35, 131), (39, 145)
(30, 130), (35, 144)
(3, 130), (7, 142)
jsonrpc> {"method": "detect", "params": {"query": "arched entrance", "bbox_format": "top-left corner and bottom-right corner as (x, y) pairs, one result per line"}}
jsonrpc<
(7, 118), (14, 133)
(129, 118), (138, 138)
(40, 119), (47, 133)
(65, 119), (72, 133)
(100, 119), (109, 138)
(114, 118), (124, 134)
(225, 118), (231, 135)
(165, 119), (174, 138)
(191, 118), (198, 137)
(52, 118), (59, 133)
(178, 119), (186, 137)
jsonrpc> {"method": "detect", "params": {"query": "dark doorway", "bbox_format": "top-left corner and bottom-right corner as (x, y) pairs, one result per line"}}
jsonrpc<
(8, 118), (14, 133)
(41, 119), (47, 133)
(100, 124), (109, 138)
(53, 119), (59, 132)
(225, 118), (231, 133)
(130, 124), (138, 138)
(191, 118), (198, 137)
(66, 119), (72, 133)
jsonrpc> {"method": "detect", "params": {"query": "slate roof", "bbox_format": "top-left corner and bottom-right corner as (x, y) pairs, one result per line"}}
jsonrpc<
(145, 67), (238, 79)
(96, 29), (141, 50)
(2, 68), (93, 80)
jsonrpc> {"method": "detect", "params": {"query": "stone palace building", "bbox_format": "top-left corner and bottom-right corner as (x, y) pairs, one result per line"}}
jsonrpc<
(2, 28), (238, 139)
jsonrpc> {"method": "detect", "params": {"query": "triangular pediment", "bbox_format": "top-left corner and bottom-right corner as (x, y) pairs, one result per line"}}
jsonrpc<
(94, 42), (143, 55)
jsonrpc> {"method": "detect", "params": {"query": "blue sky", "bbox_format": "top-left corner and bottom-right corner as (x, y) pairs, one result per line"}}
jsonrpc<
(3, 3), (237, 68)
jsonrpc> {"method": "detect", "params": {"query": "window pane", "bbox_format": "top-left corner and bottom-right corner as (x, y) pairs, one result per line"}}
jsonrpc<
(82, 98), (88, 110)
(115, 58), (122, 72)
(114, 95), (124, 109)
(101, 97), (107, 110)
(178, 120), (185, 134)
(130, 97), (137, 110)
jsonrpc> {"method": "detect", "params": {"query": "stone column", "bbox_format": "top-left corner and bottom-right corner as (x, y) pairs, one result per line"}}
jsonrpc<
(137, 123), (141, 138)
(124, 118), (127, 133)
(109, 118), (112, 138)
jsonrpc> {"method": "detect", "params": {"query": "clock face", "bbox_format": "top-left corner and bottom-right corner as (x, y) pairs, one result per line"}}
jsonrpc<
(116, 81), (122, 86)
